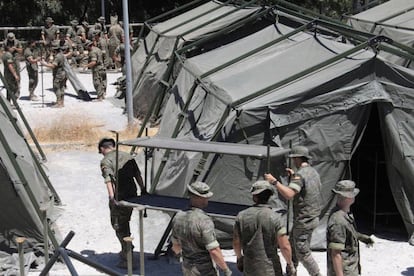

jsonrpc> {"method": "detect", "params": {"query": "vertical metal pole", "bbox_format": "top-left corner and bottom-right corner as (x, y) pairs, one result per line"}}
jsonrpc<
(122, 0), (134, 124)
(123, 237), (134, 276)
(16, 237), (26, 276)
(41, 207), (49, 276)
(139, 209), (145, 276)
(101, 0), (105, 18)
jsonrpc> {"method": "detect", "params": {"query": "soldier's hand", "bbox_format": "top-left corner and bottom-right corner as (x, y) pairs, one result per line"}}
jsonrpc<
(286, 263), (297, 276)
(223, 267), (232, 276)
(109, 197), (119, 206)
(236, 256), (243, 272)
(264, 173), (276, 183)
(286, 168), (295, 176)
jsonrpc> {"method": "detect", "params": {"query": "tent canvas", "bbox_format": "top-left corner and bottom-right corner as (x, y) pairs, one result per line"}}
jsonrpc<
(145, 19), (414, 248)
(0, 94), (59, 254)
(347, 0), (414, 67)
(131, 1), (265, 119)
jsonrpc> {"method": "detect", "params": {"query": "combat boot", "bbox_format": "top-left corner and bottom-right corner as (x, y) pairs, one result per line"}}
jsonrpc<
(29, 91), (39, 101)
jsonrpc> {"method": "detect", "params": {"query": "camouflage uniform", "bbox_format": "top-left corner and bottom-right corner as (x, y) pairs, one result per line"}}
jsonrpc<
(41, 19), (60, 59)
(108, 23), (124, 68)
(2, 51), (20, 101)
(172, 208), (220, 276)
(234, 204), (287, 276)
(100, 150), (138, 255)
(2, 37), (21, 102)
(88, 45), (107, 99)
(24, 45), (39, 98)
(95, 33), (111, 70)
(51, 50), (67, 106)
(327, 207), (360, 276)
(289, 165), (322, 275)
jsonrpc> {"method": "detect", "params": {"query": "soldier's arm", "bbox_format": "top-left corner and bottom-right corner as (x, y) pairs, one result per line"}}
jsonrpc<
(232, 226), (242, 259)
(7, 62), (19, 81)
(209, 247), (231, 274)
(277, 234), (293, 267)
(331, 249), (344, 276)
(264, 173), (297, 200)
(106, 180), (115, 199)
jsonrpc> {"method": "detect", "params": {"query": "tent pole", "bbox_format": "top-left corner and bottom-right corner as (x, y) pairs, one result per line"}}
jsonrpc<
(0, 128), (59, 249)
(231, 39), (372, 107)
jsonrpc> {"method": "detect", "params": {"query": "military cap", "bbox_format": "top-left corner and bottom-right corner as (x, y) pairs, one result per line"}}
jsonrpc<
(70, 19), (79, 25)
(98, 138), (115, 153)
(7, 32), (15, 39)
(187, 181), (213, 198)
(82, 21), (89, 27)
(46, 17), (54, 23)
(98, 16), (105, 22)
(84, 40), (94, 48)
(250, 180), (274, 195)
(333, 180), (360, 198)
(288, 146), (312, 160)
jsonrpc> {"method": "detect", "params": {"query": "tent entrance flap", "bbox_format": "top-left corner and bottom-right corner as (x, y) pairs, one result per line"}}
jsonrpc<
(351, 104), (404, 234)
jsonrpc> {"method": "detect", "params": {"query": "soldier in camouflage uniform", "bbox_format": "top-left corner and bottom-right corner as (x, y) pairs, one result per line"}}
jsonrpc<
(41, 17), (60, 61)
(108, 20), (124, 69)
(327, 180), (374, 276)
(84, 40), (107, 100)
(24, 39), (40, 101)
(98, 138), (146, 266)
(171, 181), (232, 276)
(41, 46), (67, 107)
(2, 36), (21, 103)
(265, 146), (322, 276)
(93, 30), (111, 71)
(233, 180), (295, 276)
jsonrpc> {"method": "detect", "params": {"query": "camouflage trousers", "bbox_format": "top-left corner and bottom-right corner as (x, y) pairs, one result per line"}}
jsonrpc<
(109, 203), (133, 254)
(290, 226), (320, 276)
(4, 74), (20, 101)
(53, 75), (67, 102)
(92, 68), (107, 98)
(27, 68), (38, 93)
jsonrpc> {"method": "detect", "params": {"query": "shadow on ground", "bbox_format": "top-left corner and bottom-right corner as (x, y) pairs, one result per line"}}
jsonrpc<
(79, 250), (242, 276)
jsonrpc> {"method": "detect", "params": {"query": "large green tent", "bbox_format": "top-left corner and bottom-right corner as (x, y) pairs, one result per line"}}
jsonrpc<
(144, 16), (414, 248)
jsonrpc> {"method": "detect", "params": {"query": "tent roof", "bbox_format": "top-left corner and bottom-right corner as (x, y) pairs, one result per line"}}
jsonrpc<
(120, 136), (289, 158)
(150, 1), (260, 40)
(349, 0), (414, 25)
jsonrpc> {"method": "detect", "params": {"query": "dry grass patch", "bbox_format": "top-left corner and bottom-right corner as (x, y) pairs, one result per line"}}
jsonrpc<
(29, 113), (158, 152)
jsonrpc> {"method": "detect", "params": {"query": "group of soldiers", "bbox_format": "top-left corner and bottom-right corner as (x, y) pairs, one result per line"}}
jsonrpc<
(2, 15), (130, 107)
(171, 146), (375, 276)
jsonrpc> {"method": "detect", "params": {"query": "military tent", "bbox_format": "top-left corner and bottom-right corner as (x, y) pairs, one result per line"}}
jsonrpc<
(0, 86), (59, 256)
(131, 0), (276, 121)
(144, 17), (414, 248)
(346, 0), (414, 67)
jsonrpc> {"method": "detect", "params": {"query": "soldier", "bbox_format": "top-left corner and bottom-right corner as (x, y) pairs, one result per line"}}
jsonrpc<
(108, 19), (124, 69)
(24, 39), (40, 101)
(327, 180), (374, 276)
(41, 46), (67, 107)
(41, 17), (60, 60)
(84, 40), (107, 100)
(2, 42), (20, 103)
(98, 138), (146, 267)
(93, 30), (111, 71)
(171, 181), (232, 276)
(265, 146), (322, 276)
(233, 180), (295, 276)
